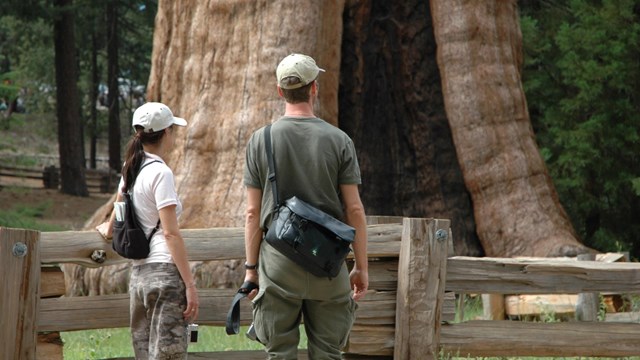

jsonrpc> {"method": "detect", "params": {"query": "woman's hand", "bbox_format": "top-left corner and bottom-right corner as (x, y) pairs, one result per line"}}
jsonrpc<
(183, 285), (199, 322)
(96, 222), (112, 241)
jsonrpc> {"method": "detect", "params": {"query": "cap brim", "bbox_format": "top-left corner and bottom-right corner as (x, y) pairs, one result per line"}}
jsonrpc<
(173, 117), (187, 127)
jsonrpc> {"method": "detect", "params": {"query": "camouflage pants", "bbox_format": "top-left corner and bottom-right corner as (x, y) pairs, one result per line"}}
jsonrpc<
(130, 262), (188, 360)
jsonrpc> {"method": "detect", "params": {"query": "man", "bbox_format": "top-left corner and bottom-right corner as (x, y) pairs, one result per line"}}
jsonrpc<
(243, 53), (369, 359)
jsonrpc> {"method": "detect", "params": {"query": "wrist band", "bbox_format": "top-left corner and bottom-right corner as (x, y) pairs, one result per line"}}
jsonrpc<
(244, 262), (258, 270)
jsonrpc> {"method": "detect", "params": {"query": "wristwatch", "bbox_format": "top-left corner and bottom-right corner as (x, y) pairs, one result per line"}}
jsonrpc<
(244, 262), (258, 270)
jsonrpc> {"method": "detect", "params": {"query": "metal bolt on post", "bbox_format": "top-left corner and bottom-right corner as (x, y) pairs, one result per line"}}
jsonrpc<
(12, 242), (28, 257)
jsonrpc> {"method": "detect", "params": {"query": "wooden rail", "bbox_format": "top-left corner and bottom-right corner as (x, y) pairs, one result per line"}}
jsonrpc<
(441, 256), (640, 357)
(0, 164), (119, 193)
(4, 219), (640, 359)
(2, 218), (452, 360)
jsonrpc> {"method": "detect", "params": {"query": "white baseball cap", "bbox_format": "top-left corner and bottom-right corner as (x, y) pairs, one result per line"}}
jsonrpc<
(276, 53), (325, 90)
(132, 102), (187, 133)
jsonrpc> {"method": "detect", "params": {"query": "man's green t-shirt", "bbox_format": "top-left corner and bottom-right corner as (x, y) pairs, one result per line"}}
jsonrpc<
(244, 116), (361, 229)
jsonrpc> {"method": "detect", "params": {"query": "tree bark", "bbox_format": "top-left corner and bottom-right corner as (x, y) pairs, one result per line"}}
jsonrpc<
(89, 25), (99, 170)
(339, 0), (482, 256)
(146, 0), (346, 228)
(430, 0), (588, 257)
(54, 0), (88, 197)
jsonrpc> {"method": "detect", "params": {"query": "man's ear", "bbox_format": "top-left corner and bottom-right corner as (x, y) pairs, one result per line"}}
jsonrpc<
(277, 86), (284, 98)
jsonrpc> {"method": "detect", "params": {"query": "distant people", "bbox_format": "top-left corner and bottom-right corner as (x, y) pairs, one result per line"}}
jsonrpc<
(242, 53), (369, 359)
(96, 102), (198, 359)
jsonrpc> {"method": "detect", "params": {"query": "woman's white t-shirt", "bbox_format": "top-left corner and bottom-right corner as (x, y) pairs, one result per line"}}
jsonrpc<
(117, 152), (182, 265)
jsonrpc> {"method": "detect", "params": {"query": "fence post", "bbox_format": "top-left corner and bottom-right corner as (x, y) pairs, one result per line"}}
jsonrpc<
(0, 227), (41, 360)
(394, 218), (450, 360)
(575, 253), (599, 321)
(42, 166), (59, 189)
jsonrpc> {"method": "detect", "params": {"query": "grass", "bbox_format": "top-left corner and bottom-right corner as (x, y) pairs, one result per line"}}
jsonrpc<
(61, 296), (640, 359)
(62, 325), (307, 359)
(0, 193), (65, 231)
(0, 113), (57, 154)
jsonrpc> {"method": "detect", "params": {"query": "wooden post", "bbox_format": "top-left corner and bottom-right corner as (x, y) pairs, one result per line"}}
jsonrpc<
(1, 227), (41, 360)
(575, 253), (599, 321)
(42, 166), (59, 189)
(482, 294), (505, 320)
(394, 218), (450, 360)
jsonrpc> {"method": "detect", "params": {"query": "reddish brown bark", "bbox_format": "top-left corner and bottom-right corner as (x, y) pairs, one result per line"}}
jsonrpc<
(430, 0), (588, 257)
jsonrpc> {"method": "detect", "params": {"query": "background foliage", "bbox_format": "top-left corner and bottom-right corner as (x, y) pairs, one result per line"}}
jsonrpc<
(520, 0), (640, 257)
(0, 0), (156, 135)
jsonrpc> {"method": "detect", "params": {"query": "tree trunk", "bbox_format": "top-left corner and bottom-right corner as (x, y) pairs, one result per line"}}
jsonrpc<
(430, 0), (588, 257)
(79, 0), (596, 295)
(89, 25), (99, 170)
(107, 0), (121, 172)
(339, 0), (483, 256)
(146, 0), (346, 228)
(77, 0), (347, 295)
(54, 0), (88, 197)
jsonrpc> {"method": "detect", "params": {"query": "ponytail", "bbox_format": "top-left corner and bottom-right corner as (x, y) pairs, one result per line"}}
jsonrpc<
(121, 126), (167, 193)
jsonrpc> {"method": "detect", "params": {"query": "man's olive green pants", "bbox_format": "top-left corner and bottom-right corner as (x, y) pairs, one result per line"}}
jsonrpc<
(252, 241), (357, 360)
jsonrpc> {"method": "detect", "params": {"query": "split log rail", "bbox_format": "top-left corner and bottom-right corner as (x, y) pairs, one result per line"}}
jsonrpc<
(0, 164), (119, 193)
(2, 216), (640, 359)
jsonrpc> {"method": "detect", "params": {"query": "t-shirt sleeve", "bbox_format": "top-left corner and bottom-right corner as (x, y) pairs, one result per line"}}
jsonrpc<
(244, 131), (262, 189)
(339, 138), (362, 185)
(151, 166), (179, 210)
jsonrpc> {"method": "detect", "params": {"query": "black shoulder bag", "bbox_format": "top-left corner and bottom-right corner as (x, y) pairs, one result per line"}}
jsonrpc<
(263, 125), (355, 278)
(112, 160), (161, 259)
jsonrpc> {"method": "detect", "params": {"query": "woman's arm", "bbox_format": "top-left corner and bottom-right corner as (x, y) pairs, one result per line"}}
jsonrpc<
(159, 205), (199, 322)
(96, 192), (123, 240)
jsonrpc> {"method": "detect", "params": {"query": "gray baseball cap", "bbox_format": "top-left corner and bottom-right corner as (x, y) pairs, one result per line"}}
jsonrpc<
(276, 54), (325, 90)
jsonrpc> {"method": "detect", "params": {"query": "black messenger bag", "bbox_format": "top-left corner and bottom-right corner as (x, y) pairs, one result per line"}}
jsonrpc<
(262, 125), (355, 278)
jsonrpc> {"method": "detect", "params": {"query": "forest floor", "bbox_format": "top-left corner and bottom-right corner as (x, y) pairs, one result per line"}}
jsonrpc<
(0, 185), (110, 230)
(0, 112), (111, 231)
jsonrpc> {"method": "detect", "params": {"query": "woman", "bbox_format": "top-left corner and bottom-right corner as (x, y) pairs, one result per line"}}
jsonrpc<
(96, 102), (198, 359)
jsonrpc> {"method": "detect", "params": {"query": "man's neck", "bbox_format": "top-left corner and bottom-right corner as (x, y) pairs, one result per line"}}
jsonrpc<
(284, 102), (315, 118)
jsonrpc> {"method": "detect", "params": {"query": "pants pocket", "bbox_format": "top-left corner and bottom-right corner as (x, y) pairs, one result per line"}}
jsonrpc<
(339, 298), (358, 348)
(251, 290), (269, 345)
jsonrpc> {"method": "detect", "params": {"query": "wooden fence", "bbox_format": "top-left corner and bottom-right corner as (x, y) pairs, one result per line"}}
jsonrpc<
(3, 217), (640, 359)
(0, 164), (119, 193)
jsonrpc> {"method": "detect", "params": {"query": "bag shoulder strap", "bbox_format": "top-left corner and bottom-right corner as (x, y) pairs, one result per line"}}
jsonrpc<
(264, 125), (280, 207)
(137, 159), (162, 175)
(129, 159), (162, 239)
(225, 281), (259, 335)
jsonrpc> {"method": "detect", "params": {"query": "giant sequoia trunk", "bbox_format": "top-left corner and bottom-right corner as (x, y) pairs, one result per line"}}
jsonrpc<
(77, 0), (347, 295)
(339, 0), (482, 256)
(77, 0), (590, 295)
(146, 0), (346, 227)
(430, 0), (588, 257)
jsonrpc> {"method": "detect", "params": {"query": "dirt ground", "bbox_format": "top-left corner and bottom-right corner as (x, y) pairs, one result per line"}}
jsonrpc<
(0, 176), (111, 230)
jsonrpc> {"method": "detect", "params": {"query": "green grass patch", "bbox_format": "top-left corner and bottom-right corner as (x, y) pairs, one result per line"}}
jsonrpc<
(62, 325), (307, 359)
(0, 197), (64, 231)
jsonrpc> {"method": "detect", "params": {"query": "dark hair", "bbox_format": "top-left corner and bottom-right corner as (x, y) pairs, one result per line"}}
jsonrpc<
(120, 125), (167, 193)
(281, 80), (314, 104)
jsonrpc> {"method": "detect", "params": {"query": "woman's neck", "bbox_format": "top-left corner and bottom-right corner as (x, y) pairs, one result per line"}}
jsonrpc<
(142, 144), (165, 158)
